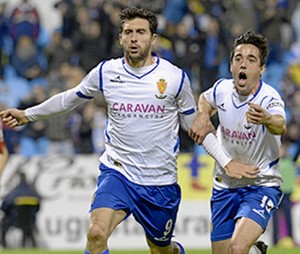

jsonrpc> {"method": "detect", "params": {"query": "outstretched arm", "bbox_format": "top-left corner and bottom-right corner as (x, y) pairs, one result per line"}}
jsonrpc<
(0, 87), (86, 128)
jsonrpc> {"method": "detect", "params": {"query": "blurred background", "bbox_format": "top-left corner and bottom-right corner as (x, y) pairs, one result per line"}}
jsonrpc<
(0, 0), (299, 251)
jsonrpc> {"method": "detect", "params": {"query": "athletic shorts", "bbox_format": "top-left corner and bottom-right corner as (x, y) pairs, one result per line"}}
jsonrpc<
(210, 186), (283, 242)
(90, 163), (181, 247)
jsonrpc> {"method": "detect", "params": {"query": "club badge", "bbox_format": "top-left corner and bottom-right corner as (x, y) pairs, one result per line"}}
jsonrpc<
(155, 78), (167, 99)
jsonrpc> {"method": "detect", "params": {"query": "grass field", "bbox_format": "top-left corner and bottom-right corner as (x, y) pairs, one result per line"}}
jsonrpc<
(1, 248), (300, 254)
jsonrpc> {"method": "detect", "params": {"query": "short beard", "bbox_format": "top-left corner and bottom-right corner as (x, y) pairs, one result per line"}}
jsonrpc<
(126, 44), (151, 64)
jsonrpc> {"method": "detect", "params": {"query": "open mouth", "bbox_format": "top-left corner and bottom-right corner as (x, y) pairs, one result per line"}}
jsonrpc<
(239, 72), (247, 81)
(130, 45), (139, 54)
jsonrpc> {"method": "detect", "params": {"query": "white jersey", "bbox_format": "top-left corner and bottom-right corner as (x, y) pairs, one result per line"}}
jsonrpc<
(204, 79), (286, 190)
(75, 56), (196, 185)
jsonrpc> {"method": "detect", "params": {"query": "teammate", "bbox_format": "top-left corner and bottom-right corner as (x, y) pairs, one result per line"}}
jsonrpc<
(0, 119), (8, 177)
(1, 7), (191, 254)
(0, 7), (260, 253)
(189, 31), (286, 254)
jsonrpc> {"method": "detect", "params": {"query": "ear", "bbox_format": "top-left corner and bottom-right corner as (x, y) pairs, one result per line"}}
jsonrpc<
(151, 34), (157, 46)
(229, 62), (233, 74)
(260, 65), (266, 76)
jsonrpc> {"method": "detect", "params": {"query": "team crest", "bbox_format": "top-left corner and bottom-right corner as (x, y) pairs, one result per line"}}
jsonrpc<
(155, 78), (167, 99)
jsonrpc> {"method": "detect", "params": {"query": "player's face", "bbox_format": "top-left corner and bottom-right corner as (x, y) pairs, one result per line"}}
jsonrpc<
(119, 18), (156, 67)
(230, 44), (266, 96)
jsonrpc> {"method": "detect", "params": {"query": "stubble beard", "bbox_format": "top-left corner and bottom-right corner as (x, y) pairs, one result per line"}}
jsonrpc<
(126, 44), (151, 64)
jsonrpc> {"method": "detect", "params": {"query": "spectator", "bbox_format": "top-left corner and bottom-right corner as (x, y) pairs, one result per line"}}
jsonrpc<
(199, 17), (226, 92)
(53, 0), (76, 39)
(73, 19), (108, 72)
(170, 18), (201, 90)
(17, 86), (48, 157)
(44, 30), (73, 75)
(10, 35), (47, 82)
(0, 172), (41, 248)
(291, 2), (300, 43)
(0, 1), (8, 78)
(7, 0), (40, 44)
(74, 102), (96, 154)
(45, 87), (76, 156)
(258, 0), (286, 65)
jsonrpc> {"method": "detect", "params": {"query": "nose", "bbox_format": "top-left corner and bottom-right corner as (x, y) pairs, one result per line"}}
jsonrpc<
(131, 32), (137, 42)
(240, 59), (246, 69)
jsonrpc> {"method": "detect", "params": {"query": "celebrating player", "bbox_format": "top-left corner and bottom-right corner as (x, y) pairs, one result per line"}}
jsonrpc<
(0, 7), (194, 254)
(189, 31), (286, 254)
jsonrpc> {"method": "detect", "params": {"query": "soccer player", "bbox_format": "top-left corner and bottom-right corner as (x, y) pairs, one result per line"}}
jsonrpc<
(0, 119), (8, 177)
(189, 31), (287, 254)
(2, 7), (195, 254)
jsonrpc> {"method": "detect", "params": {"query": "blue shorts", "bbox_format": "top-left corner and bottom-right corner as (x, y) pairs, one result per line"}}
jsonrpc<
(90, 163), (181, 247)
(210, 186), (283, 242)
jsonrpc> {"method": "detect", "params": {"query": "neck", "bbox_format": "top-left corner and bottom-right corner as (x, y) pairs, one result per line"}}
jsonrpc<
(124, 54), (155, 68)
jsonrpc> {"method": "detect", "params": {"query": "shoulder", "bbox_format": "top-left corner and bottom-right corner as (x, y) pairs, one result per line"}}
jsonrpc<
(158, 57), (182, 73)
(212, 78), (234, 94)
(261, 82), (282, 97)
(259, 81), (284, 105)
(98, 58), (123, 70)
(258, 82), (285, 111)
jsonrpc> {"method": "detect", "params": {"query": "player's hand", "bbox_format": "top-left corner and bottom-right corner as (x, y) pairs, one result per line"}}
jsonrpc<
(224, 160), (260, 179)
(0, 109), (29, 128)
(246, 102), (271, 125)
(189, 112), (216, 144)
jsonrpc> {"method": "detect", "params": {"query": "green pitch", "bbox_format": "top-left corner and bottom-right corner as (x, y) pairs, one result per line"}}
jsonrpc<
(1, 248), (300, 254)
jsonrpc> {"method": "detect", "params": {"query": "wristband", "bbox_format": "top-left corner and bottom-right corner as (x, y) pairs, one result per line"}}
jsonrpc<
(202, 133), (232, 168)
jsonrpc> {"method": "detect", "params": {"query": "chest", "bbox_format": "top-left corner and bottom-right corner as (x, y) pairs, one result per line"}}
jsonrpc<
(217, 93), (262, 134)
(102, 71), (180, 108)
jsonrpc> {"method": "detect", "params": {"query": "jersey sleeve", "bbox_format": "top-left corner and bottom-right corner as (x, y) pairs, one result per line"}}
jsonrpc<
(75, 62), (103, 98)
(25, 64), (103, 121)
(262, 90), (286, 118)
(176, 71), (197, 114)
(203, 79), (225, 109)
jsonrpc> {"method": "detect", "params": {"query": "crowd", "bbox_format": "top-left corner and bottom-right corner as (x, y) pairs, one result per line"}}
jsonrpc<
(0, 0), (299, 160)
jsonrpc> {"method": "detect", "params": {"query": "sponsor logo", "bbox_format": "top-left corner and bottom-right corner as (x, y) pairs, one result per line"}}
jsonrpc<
(110, 75), (125, 83)
(266, 101), (283, 110)
(220, 125), (256, 141)
(252, 208), (266, 219)
(111, 102), (166, 119)
(154, 236), (170, 242)
(112, 103), (165, 113)
(155, 78), (167, 99)
(217, 103), (227, 112)
(244, 123), (252, 130)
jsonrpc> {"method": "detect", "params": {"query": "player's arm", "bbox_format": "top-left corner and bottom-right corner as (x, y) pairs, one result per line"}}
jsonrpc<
(202, 133), (260, 179)
(189, 94), (217, 144)
(247, 102), (286, 135)
(0, 88), (87, 128)
(190, 94), (260, 179)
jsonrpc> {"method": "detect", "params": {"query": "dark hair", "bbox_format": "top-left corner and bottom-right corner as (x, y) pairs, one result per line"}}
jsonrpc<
(119, 7), (158, 35)
(230, 31), (269, 66)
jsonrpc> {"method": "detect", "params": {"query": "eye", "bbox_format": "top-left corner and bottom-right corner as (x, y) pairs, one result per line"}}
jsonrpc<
(124, 30), (131, 35)
(137, 30), (145, 35)
(235, 56), (242, 62)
